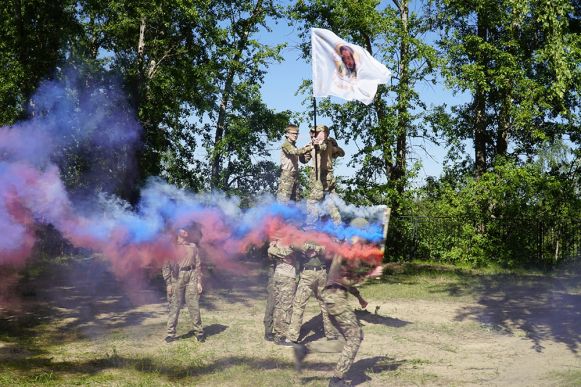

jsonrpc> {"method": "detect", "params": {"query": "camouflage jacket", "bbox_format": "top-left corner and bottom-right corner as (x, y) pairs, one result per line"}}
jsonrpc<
(303, 137), (345, 181)
(280, 139), (312, 174)
(161, 242), (202, 284)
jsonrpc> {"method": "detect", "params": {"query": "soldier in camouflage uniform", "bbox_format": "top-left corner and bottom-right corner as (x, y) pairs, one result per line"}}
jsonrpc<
(304, 125), (345, 224)
(266, 124), (310, 340)
(293, 218), (383, 387)
(277, 124), (313, 203)
(285, 240), (339, 344)
(267, 237), (299, 345)
(165, 224), (205, 343)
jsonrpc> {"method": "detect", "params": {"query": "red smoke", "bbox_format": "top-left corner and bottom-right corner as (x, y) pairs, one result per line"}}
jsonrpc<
(241, 216), (383, 266)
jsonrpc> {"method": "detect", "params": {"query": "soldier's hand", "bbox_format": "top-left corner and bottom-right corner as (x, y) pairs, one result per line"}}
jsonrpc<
(197, 282), (203, 294)
(358, 297), (368, 309)
(368, 265), (383, 278)
(167, 285), (174, 297)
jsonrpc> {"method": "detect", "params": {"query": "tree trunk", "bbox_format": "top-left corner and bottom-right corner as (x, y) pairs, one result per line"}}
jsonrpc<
(364, 34), (393, 184)
(391, 0), (410, 196)
(474, 14), (487, 178)
(496, 91), (510, 157)
(211, 0), (264, 189)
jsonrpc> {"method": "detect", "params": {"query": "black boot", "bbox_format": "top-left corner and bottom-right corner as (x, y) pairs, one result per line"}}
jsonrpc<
(274, 336), (293, 346)
(264, 332), (274, 342)
(196, 333), (206, 342)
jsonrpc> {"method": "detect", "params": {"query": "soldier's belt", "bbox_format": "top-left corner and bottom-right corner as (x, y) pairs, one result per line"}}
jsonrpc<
(179, 265), (194, 271)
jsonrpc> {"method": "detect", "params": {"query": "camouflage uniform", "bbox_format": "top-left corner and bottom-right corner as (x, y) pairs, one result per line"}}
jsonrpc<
(267, 240), (298, 341)
(286, 243), (338, 342)
(304, 125), (345, 224)
(166, 242), (204, 338)
(277, 127), (312, 203)
(320, 256), (364, 379)
(263, 260), (276, 339)
(293, 220), (381, 382)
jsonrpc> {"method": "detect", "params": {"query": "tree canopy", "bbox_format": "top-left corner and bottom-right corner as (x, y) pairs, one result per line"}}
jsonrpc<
(1, 0), (579, 267)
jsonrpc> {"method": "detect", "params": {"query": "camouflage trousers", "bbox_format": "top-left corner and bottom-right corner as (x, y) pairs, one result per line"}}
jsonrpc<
(277, 170), (300, 202)
(287, 269), (338, 342)
(305, 286), (363, 379)
(272, 272), (297, 340)
(166, 269), (203, 336)
(263, 264), (276, 336)
(165, 281), (174, 305)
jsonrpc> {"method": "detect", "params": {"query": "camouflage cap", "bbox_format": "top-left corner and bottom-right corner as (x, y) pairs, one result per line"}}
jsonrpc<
(349, 217), (369, 229)
(311, 124), (328, 133)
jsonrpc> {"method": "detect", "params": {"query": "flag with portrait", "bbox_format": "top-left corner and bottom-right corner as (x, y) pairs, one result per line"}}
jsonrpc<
(311, 28), (391, 105)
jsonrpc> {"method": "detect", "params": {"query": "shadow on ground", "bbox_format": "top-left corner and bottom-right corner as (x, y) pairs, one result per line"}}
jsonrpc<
(298, 355), (405, 386)
(0, 352), (329, 382)
(0, 255), (267, 348)
(450, 260), (581, 354)
(0, 258), (169, 362)
(348, 355), (406, 385)
(355, 309), (410, 328)
(178, 323), (228, 341)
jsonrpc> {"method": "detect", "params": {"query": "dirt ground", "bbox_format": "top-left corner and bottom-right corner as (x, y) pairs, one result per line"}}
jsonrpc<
(0, 257), (580, 386)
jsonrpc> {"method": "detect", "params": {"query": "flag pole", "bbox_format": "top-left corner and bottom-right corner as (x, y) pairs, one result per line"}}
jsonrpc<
(313, 96), (318, 182)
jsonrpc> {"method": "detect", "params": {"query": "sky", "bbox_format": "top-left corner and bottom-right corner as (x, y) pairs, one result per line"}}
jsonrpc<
(258, 5), (472, 186)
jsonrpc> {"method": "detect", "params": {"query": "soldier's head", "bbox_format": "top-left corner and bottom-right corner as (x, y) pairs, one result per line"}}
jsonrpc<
(310, 124), (329, 141)
(177, 222), (203, 244)
(186, 222), (203, 244)
(285, 124), (299, 141)
(177, 228), (189, 244)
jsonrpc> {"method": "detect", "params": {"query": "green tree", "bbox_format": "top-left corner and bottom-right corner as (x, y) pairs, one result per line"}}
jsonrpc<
(206, 0), (289, 193)
(430, 0), (580, 177)
(72, 0), (220, 197)
(0, 0), (78, 124)
(76, 0), (289, 196)
(290, 0), (439, 214)
(1, 0), (289, 198)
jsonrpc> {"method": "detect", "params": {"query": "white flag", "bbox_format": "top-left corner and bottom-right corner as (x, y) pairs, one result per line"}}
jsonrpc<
(311, 28), (391, 105)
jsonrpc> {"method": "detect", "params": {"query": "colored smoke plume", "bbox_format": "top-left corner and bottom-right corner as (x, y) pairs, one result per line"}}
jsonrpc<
(0, 70), (386, 303)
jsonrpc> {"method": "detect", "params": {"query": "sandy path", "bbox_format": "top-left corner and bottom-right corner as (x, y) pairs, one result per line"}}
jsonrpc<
(1, 258), (579, 386)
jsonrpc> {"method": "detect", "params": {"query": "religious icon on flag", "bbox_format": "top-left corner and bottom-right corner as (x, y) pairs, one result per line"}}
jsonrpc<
(311, 28), (391, 105)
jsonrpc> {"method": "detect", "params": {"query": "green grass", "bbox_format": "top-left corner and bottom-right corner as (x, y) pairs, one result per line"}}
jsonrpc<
(547, 369), (581, 386)
(360, 263), (479, 302)
(1, 259), (578, 386)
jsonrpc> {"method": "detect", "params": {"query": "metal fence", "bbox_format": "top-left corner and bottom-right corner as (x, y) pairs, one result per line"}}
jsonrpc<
(386, 216), (581, 266)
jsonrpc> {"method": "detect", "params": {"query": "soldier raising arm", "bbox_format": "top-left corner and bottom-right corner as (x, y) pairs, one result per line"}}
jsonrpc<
(277, 124), (313, 203)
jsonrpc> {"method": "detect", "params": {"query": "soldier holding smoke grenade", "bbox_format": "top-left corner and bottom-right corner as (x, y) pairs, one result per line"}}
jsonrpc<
(293, 218), (383, 387)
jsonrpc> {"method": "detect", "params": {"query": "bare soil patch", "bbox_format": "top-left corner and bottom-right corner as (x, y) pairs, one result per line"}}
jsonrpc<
(0, 258), (579, 386)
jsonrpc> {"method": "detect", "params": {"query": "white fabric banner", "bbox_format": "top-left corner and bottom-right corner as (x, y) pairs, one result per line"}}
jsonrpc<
(311, 28), (391, 105)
